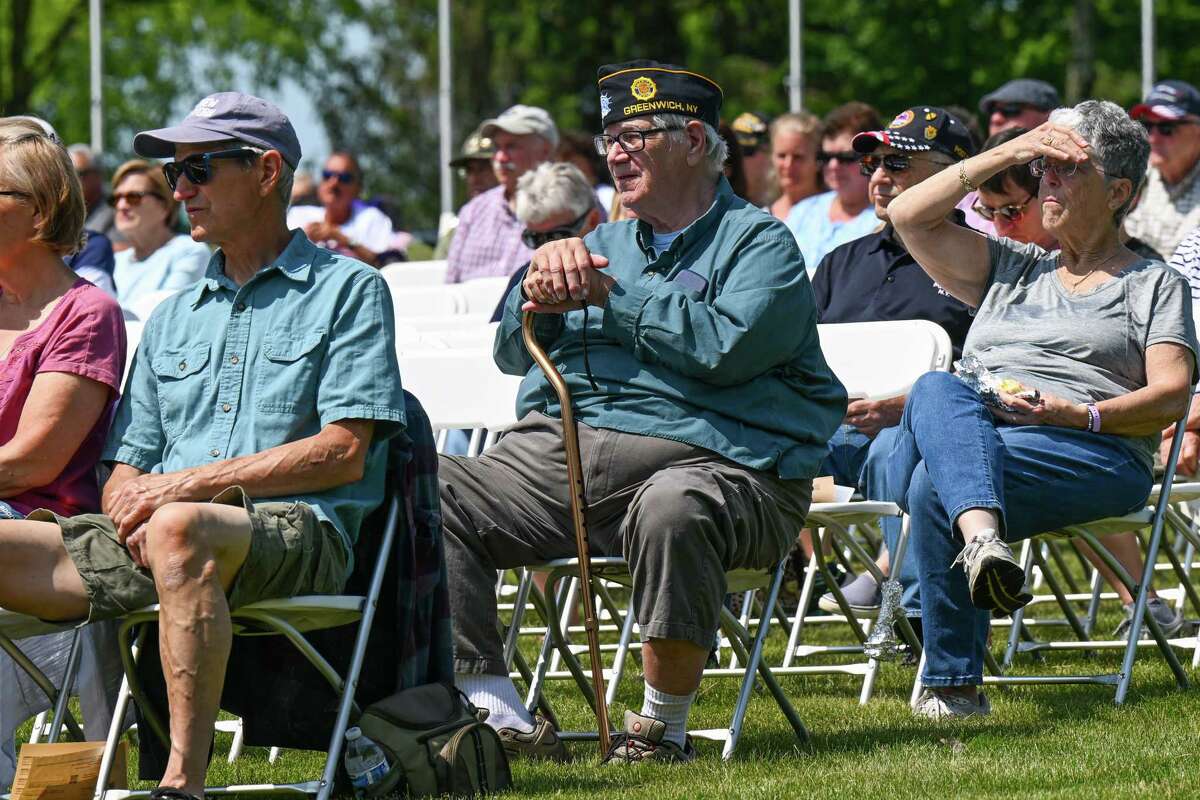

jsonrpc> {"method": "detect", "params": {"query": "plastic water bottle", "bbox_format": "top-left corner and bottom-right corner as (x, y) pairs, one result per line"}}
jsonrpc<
(344, 726), (389, 794)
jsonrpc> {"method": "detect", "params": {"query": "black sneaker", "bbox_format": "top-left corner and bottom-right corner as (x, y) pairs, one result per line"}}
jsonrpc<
(602, 711), (696, 764)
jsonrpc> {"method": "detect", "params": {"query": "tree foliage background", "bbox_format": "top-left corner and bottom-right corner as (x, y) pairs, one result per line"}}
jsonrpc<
(3, 0), (1199, 230)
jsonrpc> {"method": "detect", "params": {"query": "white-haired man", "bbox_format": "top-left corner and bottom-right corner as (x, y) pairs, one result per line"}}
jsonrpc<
(445, 104), (558, 283)
(442, 59), (845, 763)
(490, 162), (602, 321)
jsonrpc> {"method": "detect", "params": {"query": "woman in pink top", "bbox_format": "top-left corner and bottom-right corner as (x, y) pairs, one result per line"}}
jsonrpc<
(0, 119), (125, 519)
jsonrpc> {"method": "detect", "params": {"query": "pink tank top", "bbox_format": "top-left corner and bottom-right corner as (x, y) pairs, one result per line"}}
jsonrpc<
(0, 279), (126, 516)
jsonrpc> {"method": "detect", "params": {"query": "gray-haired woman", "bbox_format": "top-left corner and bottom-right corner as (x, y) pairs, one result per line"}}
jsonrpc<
(884, 100), (1197, 719)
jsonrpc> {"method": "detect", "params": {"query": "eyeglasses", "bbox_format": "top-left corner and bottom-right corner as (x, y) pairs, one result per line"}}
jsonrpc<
(992, 103), (1030, 119)
(972, 194), (1034, 222)
(593, 126), (683, 156)
(321, 169), (357, 184)
(818, 150), (859, 165)
(1028, 156), (1106, 179)
(1140, 120), (1196, 137)
(858, 153), (949, 176)
(521, 209), (591, 249)
(108, 191), (162, 207)
(161, 147), (261, 190)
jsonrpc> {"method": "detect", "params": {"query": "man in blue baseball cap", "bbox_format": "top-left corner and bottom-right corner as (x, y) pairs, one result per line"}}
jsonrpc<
(0, 92), (406, 796)
(1125, 80), (1200, 259)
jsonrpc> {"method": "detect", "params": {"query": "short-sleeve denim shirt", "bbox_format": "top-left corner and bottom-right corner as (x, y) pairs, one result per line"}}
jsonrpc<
(105, 231), (406, 552)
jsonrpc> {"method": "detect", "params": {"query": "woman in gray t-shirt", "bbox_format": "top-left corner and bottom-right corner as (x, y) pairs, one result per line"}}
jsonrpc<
(882, 100), (1197, 720)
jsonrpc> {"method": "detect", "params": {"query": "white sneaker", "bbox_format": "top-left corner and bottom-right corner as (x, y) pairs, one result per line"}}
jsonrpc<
(912, 688), (991, 720)
(1113, 598), (1184, 641)
(952, 530), (1032, 614)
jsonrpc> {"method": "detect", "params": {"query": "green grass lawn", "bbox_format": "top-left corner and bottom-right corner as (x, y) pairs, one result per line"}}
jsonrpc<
(42, 592), (1194, 800)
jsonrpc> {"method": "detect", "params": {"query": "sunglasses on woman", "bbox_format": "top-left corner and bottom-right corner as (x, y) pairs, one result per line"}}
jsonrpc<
(972, 194), (1034, 222)
(858, 153), (946, 176)
(818, 150), (859, 165)
(108, 191), (163, 207)
(162, 147), (261, 190)
(322, 169), (357, 184)
(1140, 120), (1196, 137)
(521, 209), (591, 249)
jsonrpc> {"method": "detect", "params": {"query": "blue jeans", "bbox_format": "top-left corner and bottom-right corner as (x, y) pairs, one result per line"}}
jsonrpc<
(820, 424), (920, 613)
(886, 372), (1151, 686)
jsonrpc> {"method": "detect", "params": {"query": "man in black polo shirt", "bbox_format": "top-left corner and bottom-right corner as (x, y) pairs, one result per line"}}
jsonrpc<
(810, 106), (976, 615)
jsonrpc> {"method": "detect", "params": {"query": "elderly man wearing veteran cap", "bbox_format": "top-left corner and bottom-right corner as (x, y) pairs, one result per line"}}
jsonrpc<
(731, 111), (772, 207)
(440, 59), (845, 763)
(1124, 80), (1200, 260)
(805, 107), (978, 617)
(0, 92), (405, 797)
(445, 104), (558, 283)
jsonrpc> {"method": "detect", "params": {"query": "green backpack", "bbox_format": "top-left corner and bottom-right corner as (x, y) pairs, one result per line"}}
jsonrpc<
(354, 682), (512, 797)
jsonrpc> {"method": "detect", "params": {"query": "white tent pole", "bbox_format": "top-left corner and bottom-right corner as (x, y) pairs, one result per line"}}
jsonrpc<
(438, 0), (453, 215)
(1141, 0), (1155, 97)
(788, 0), (803, 111)
(89, 0), (103, 151)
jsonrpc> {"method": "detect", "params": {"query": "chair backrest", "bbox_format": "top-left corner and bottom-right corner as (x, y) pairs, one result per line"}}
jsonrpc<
(456, 277), (513, 316)
(816, 320), (953, 400)
(387, 285), (462, 319)
(380, 260), (449, 288)
(123, 320), (144, 390)
(398, 348), (523, 432)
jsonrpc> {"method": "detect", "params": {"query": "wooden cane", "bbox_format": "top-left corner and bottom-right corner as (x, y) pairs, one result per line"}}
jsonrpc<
(521, 310), (612, 757)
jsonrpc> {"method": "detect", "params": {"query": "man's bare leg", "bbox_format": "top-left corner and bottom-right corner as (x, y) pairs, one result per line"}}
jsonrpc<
(0, 520), (90, 620)
(143, 503), (251, 796)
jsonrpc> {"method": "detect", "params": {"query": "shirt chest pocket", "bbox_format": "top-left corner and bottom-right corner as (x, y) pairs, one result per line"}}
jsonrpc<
(151, 344), (211, 438)
(255, 330), (326, 415)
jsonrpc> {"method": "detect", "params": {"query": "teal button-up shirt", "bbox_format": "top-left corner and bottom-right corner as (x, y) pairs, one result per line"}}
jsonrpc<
(495, 177), (847, 479)
(105, 231), (406, 554)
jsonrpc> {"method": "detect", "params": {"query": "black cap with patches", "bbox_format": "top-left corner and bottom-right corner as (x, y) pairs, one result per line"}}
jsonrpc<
(597, 60), (722, 129)
(852, 106), (977, 162)
(731, 111), (770, 154)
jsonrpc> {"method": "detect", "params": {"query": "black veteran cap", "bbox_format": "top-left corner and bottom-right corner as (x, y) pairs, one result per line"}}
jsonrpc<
(597, 60), (722, 129)
(852, 106), (976, 161)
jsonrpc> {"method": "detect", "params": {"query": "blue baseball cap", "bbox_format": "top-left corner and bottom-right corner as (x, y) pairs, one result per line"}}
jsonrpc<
(133, 92), (301, 168)
(1131, 80), (1200, 121)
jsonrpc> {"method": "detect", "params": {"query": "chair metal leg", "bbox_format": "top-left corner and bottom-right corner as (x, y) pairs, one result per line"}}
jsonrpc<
(47, 627), (85, 744)
(0, 630), (86, 741)
(95, 628), (143, 798)
(780, 551), (819, 669)
(1030, 546), (1090, 643)
(718, 562), (804, 759)
(605, 595), (638, 707)
(1003, 540), (1035, 668)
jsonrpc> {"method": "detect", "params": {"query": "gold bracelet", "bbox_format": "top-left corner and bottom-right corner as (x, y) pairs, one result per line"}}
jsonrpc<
(958, 161), (977, 192)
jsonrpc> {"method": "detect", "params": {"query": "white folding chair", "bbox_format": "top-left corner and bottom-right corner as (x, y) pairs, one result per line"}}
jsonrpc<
(0, 612), (88, 747)
(378, 259), (448, 288)
(385, 284), (462, 319)
(777, 320), (953, 701)
(456, 277), (514, 316)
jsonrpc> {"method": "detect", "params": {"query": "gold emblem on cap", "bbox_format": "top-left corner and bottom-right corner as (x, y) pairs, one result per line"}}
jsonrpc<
(925, 111), (937, 121)
(631, 76), (658, 102)
(954, 145), (968, 158)
(924, 125), (938, 140)
(889, 110), (914, 129)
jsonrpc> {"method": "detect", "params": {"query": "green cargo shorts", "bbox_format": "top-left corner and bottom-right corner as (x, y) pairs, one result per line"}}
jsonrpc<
(32, 486), (349, 623)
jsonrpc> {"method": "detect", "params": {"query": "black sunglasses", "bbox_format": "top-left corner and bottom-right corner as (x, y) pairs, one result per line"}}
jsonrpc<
(108, 190), (163, 207)
(818, 150), (859, 165)
(521, 209), (591, 249)
(322, 169), (357, 184)
(162, 148), (261, 190)
(1140, 119), (1196, 137)
(858, 153), (947, 176)
(992, 102), (1030, 119)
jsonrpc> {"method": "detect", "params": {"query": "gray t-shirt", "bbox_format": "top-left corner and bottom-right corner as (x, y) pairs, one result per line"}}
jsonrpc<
(962, 237), (1199, 468)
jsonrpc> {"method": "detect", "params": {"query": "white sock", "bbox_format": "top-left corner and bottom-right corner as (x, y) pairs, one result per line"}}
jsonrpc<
(640, 683), (694, 748)
(455, 673), (534, 732)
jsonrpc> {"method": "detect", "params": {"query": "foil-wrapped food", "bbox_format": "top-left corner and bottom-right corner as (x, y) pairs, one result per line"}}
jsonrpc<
(954, 354), (1041, 412)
